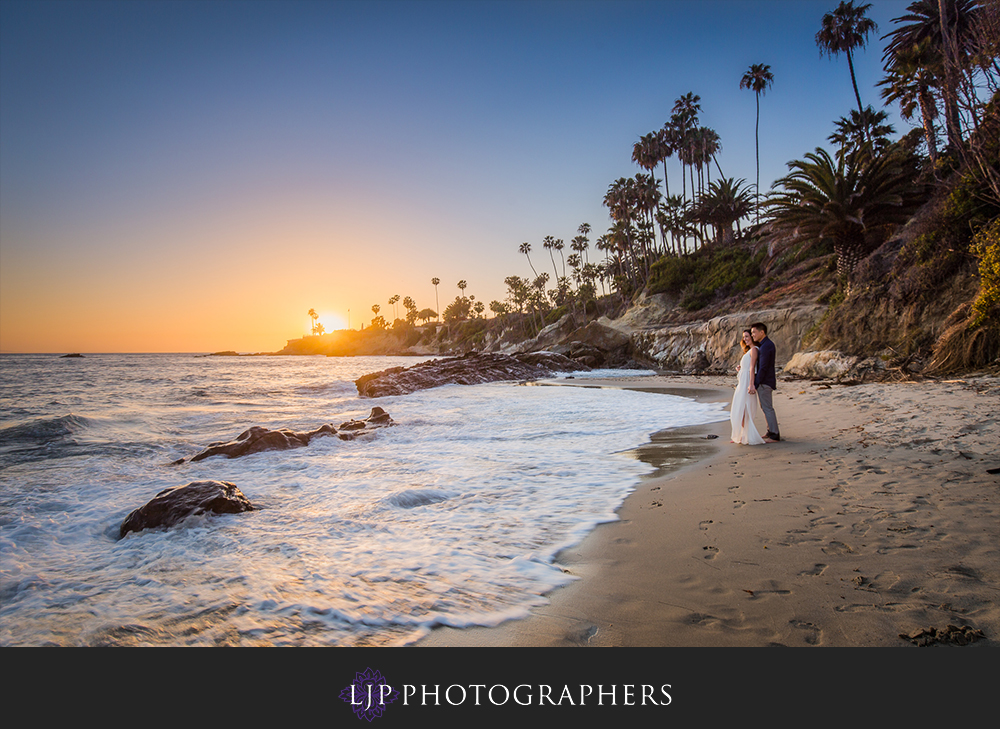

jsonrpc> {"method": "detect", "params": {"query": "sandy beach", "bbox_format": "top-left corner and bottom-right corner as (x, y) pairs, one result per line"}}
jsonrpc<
(417, 374), (1000, 648)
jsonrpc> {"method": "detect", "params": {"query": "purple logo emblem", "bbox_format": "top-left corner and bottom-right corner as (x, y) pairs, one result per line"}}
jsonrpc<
(339, 667), (400, 721)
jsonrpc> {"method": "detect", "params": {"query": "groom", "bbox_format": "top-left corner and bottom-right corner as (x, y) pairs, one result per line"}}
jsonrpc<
(748, 322), (780, 442)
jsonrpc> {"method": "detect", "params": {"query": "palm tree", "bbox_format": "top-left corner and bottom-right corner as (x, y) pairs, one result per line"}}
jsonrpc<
(632, 132), (665, 196)
(388, 294), (400, 322)
(307, 308), (318, 335)
(604, 177), (641, 284)
(828, 106), (897, 163)
(880, 36), (941, 165)
(431, 277), (440, 321)
(881, 0), (977, 151)
(553, 238), (566, 278)
(519, 242), (539, 279)
(659, 122), (681, 199)
(457, 280), (467, 300)
(740, 63), (775, 224)
(816, 1), (879, 118)
(691, 177), (754, 246)
(674, 93), (702, 199)
(402, 295), (417, 324)
(671, 93), (702, 203)
(542, 235), (560, 282)
(765, 146), (926, 285)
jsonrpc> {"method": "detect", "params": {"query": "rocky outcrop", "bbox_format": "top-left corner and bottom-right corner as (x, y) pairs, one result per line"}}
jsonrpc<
(783, 350), (859, 379)
(629, 306), (827, 373)
(783, 350), (890, 381)
(547, 321), (638, 368)
(355, 352), (590, 397)
(508, 316), (642, 368)
(119, 480), (255, 538)
(185, 407), (394, 462)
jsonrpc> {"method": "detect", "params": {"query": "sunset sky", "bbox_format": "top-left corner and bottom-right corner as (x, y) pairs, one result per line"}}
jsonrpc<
(1, 0), (911, 353)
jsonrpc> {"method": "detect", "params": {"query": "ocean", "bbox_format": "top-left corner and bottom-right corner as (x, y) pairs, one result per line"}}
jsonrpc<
(0, 353), (727, 646)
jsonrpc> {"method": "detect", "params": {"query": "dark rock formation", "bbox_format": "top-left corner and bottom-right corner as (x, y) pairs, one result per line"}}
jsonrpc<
(60, 353), (84, 358)
(186, 407), (394, 462)
(119, 480), (256, 538)
(355, 352), (590, 397)
(549, 321), (636, 368)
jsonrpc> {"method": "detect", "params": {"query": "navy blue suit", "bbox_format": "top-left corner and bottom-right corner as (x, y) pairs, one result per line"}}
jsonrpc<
(754, 337), (777, 390)
(754, 336), (779, 436)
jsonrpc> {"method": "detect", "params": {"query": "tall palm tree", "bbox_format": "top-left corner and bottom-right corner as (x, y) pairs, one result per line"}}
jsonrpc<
(554, 238), (566, 279)
(575, 223), (591, 264)
(519, 242), (539, 279)
(388, 294), (400, 322)
(542, 235), (559, 281)
(431, 277), (440, 321)
(658, 122), (679, 200)
(765, 146), (926, 285)
(308, 308), (318, 335)
(632, 132), (664, 195)
(880, 37), (941, 165)
(671, 93), (702, 204)
(740, 63), (775, 224)
(816, 1), (879, 118)
(882, 0), (977, 151)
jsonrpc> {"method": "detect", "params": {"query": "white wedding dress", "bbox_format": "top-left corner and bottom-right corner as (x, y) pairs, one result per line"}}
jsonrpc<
(730, 349), (766, 445)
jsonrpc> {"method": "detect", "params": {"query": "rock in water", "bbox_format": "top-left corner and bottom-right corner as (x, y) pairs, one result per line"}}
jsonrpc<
(187, 407), (395, 462)
(119, 480), (255, 538)
(355, 352), (589, 397)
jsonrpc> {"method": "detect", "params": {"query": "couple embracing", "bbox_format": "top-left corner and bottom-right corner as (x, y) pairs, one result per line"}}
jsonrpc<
(730, 322), (780, 446)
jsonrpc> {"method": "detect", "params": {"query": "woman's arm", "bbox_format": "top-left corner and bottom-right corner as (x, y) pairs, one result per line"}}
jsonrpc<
(748, 346), (759, 394)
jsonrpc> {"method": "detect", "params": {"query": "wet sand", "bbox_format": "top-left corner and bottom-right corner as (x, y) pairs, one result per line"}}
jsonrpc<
(416, 374), (1000, 647)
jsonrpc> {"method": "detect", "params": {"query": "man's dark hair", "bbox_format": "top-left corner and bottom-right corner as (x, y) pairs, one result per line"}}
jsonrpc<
(750, 322), (767, 334)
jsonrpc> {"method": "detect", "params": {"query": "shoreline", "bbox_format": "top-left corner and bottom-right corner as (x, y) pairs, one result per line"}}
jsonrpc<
(416, 374), (1000, 647)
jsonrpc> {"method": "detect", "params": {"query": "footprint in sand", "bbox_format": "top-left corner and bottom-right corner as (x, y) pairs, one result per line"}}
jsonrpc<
(728, 485), (740, 493)
(799, 563), (828, 577)
(790, 620), (822, 645)
(850, 522), (872, 537)
(702, 546), (719, 559)
(699, 520), (714, 531)
(822, 540), (854, 555)
(732, 500), (745, 509)
(685, 612), (721, 627)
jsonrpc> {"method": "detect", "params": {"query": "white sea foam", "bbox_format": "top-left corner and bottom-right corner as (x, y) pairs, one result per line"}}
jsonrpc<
(0, 353), (726, 646)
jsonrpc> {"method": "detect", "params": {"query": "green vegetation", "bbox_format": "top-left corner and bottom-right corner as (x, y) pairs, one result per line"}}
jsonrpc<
(970, 218), (1000, 328)
(648, 245), (766, 310)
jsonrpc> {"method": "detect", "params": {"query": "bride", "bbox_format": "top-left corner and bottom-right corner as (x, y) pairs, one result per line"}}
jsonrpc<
(731, 329), (767, 445)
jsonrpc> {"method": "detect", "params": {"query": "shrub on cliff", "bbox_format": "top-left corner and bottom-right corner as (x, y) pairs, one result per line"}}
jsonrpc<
(647, 245), (766, 310)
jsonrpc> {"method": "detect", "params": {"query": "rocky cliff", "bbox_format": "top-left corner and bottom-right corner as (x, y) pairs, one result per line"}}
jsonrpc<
(624, 303), (827, 374)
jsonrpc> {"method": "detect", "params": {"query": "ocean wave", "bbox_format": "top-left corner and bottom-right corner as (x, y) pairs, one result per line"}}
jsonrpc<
(0, 414), (93, 445)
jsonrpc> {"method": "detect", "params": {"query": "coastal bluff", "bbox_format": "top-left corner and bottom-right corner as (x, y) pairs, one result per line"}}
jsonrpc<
(619, 301), (828, 374)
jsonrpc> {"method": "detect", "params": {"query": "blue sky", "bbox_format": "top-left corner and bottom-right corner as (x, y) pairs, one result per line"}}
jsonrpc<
(0, 0), (913, 352)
